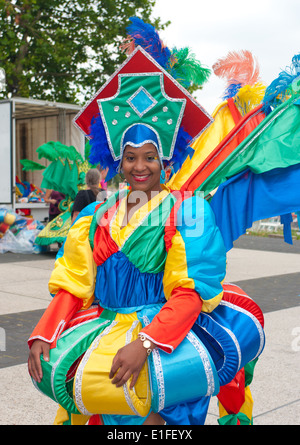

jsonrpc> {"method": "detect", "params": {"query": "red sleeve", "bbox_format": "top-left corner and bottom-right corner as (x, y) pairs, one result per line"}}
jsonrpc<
(28, 289), (83, 349)
(140, 287), (203, 353)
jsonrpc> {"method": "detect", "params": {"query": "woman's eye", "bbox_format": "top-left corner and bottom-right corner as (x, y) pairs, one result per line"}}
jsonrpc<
(124, 156), (135, 162)
(146, 156), (158, 162)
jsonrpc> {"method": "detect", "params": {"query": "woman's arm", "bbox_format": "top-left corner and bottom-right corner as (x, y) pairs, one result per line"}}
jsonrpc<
(28, 290), (82, 382)
(71, 211), (80, 223)
(140, 196), (226, 352)
(28, 216), (96, 381)
(44, 189), (56, 205)
(28, 290), (83, 349)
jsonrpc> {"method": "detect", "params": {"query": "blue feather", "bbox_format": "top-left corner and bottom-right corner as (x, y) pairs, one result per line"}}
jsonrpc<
(262, 53), (300, 111)
(223, 82), (242, 99)
(168, 126), (193, 172)
(88, 114), (120, 180)
(127, 17), (171, 70)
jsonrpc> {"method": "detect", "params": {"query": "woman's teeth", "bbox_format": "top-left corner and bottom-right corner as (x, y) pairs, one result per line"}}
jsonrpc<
(133, 175), (150, 181)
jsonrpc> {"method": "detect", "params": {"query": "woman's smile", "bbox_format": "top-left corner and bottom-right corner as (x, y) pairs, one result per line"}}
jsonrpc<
(132, 174), (151, 182)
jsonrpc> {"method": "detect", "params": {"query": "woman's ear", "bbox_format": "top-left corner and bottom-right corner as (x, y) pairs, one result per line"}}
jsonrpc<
(119, 167), (125, 180)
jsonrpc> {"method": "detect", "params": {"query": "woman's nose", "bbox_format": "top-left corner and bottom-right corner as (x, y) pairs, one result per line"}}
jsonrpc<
(133, 157), (147, 171)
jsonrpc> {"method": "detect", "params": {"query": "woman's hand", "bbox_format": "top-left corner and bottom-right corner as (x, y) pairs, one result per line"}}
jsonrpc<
(28, 340), (50, 383)
(109, 338), (154, 390)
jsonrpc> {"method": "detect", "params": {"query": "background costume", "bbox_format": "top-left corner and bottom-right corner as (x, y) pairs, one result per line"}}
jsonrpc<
(21, 141), (95, 246)
(27, 18), (300, 425)
(48, 191), (66, 222)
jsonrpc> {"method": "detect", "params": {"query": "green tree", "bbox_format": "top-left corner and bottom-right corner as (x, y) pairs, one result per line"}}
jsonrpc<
(0, 0), (164, 104)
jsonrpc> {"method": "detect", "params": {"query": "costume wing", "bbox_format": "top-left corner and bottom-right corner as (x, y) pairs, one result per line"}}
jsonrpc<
(167, 50), (267, 193)
(169, 53), (300, 251)
(209, 96), (300, 250)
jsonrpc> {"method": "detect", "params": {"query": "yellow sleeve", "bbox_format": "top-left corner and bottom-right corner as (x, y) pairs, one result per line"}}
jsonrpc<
(48, 215), (96, 309)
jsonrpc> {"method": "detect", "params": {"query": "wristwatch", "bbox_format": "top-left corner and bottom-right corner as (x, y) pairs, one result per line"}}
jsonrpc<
(139, 334), (153, 356)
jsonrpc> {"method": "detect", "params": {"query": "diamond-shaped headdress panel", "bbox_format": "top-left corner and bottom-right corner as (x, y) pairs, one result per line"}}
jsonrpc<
(98, 73), (186, 160)
(128, 86), (157, 117)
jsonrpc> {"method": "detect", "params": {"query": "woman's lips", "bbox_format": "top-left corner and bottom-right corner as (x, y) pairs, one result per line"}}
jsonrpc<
(132, 174), (150, 182)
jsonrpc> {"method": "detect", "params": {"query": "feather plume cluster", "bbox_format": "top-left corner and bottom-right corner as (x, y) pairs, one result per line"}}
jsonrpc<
(262, 54), (300, 110)
(213, 50), (260, 89)
(89, 114), (120, 181)
(234, 82), (266, 116)
(212, 50), (266, 114)
(20, 159), (46, 171)
(121, 17), (171, 70)
(121, 17), (211, 90)
(20, 141), (86, 173)
(36, 141), (84, 163)
(168, 47), (211, 89)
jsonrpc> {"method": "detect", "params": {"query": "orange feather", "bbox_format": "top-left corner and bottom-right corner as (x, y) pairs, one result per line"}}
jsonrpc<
(212, 50), (260, 86)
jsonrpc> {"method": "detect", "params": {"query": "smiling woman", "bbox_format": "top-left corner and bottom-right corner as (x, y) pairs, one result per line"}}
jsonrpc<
(27, 18), (265, 427)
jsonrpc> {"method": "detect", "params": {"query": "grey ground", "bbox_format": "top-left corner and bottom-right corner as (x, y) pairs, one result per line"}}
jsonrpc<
(0, 235), (299, 425)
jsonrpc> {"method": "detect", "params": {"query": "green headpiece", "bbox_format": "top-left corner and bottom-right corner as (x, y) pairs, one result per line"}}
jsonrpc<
(98, 73), (186, 161)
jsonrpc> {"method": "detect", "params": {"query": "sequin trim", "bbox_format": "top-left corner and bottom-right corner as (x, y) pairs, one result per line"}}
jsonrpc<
(142, 315), (165, 411)
(186, 331), (216, 396)
(97, 71), (186, 162)
(59, 316), (100, 339)
(74, 321), (118, 415)
(122, 320), (144, 416)
(51, 319), (111, 405)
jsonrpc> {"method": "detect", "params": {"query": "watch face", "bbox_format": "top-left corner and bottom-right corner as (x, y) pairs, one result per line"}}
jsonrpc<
(143, 340), (151, 349)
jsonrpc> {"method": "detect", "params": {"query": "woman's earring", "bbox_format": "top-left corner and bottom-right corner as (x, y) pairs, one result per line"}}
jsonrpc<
(160, 169), (166, 183)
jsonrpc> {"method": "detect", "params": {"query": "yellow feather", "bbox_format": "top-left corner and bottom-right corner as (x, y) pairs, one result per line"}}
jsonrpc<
(234, 82), (266, 116)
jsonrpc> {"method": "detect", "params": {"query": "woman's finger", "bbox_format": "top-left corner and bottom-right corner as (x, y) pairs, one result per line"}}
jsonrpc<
(28, 359), (35, 381)
(28, 341), (50, 383)
(114, 369), (132, 388)
(129, 371), (140, 390)
(109, 356), (121, 379)
(41, 343), (50, 362)
(28, 352), (42, 382)
(111, 365), (127, 385)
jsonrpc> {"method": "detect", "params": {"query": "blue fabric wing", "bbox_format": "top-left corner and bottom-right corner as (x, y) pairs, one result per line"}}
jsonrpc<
(210, 164), (300, 251)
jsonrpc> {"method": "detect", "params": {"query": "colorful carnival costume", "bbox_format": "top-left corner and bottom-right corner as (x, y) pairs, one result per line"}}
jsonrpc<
(28, 18), (300, 425)
(21, 142), (94, 246)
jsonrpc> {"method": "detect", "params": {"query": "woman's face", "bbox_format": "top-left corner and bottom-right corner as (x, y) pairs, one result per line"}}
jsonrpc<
(121, 143), (162, 197)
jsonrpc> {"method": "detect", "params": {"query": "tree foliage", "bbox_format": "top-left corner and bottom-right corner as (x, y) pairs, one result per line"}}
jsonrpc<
(0, 0), (165, 103)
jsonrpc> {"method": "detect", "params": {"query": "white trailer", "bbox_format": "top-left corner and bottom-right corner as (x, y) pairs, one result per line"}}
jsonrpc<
(0, 97), (84, 220)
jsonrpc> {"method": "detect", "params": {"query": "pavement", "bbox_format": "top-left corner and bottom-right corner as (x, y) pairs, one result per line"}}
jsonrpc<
(0, 235), (299, 425)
